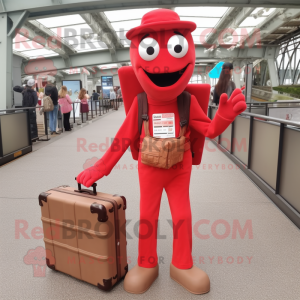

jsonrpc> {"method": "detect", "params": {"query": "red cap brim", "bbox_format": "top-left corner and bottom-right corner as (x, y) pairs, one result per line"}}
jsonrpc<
(126, 20), (197, 40)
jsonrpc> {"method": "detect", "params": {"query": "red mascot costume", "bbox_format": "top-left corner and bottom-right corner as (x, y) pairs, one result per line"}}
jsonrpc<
(77, 9), (246, 295)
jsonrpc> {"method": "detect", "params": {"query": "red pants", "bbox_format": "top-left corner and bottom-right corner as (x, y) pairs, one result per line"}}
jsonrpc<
(138, 150), (193, 269)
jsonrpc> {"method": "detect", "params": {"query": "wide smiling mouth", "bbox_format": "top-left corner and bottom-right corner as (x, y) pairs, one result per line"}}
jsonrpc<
(142, 64), (189, 87)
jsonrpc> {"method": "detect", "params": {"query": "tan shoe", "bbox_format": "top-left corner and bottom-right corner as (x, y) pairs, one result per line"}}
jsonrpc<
(124, 264), (159, 294)
(170, 263), (210, 294)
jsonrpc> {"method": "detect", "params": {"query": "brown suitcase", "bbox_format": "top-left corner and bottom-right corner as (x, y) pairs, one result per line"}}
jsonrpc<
(39, 182), (128, 291)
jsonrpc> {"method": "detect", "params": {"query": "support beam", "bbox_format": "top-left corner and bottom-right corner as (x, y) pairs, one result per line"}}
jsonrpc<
(0, 13), (13, 109)
(22, 44), (275, 75)
(206, 7), (255, 47)
(0, 0), (5, 13)
(238, 8), (300, 48)
(267, 58), (279, 87)
(232, 61), (243, 89)
(7, 10), (29, 37)
(17, 20), (76, 59)
(80, 72), (88, 90)
(1, 1), (299, 19)
(80, 12), (123, 61)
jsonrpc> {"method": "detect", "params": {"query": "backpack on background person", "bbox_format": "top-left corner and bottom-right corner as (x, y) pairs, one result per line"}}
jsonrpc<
(43, 95), (54, 112)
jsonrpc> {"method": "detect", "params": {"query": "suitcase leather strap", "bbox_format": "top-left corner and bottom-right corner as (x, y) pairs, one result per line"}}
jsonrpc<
(50, 188), (122, 282)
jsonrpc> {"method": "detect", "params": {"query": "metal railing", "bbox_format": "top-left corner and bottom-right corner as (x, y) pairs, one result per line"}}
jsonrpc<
(70, 98), (123, 125)
(208, 105), (300, 229)
(210, 101), (300, 118)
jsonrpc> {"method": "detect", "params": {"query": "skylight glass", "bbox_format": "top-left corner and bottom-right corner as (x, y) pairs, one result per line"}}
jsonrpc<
(76, 48), (107, 53)
(239, 17), (266, 27)
(252, 7), (276, 16)
(19, 48), (59, 58)
(98, 64), (119, 69)
(13, 37), (30, 43)
(51, 24), (93, 37)
(110, 20), (142, 32)
(234, 28), (257, 36)
(193, 28), (214, 36)
(37, 15), (86, 28)
(105, 8), (157, 22)
(180, 16), (220, 28)
(62, 68), (81, 74)
(13, 41), (40, 51)
(175, 7), (228, 17)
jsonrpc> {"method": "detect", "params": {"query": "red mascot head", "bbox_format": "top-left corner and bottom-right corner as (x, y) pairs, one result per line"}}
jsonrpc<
(127, 9), (196, 101)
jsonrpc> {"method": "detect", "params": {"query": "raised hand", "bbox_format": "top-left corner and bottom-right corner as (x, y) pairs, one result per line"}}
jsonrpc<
(218, 89), (247, 120)
(76, 159), (106, 187)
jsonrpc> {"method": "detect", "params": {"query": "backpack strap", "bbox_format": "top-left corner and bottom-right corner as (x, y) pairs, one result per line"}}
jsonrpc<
(138, 92), (149, 135)
(177, 91), (191, 137)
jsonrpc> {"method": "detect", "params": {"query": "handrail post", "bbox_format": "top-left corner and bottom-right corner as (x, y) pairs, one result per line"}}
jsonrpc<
(73, 103), (75, 124)
(247, 116), (254, 169)
(44, 110), (49, 138)
(275, 123), (285, 194)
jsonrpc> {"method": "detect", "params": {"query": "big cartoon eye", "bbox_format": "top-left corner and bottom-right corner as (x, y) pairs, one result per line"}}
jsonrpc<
(138, 37), (160, 61)
(167, 35), (189, 58)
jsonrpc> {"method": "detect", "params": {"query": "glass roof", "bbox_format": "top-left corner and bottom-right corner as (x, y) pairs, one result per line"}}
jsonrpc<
(14, 7), (283, 71)
(104, 8), (157, 22)
(175, 7), (228, 17)
(37, 15), (86, 28)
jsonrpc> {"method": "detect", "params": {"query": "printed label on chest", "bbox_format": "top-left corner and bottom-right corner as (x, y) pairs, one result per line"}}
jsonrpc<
(152, 113), (175, 138)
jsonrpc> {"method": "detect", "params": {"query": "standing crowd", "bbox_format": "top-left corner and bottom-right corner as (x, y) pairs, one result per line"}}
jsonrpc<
(13, 80), (122, 140)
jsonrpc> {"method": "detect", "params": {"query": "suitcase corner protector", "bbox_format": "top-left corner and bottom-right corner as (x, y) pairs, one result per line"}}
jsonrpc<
(90, 202), (109, 222)
(113, 194), (127, 210)
(97, 278), (113, 291)
(46, 258), (55, 270)
(38, 192), (51, 207)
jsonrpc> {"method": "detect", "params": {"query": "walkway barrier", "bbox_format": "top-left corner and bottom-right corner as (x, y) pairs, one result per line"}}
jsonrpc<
(0, 107), (34, 166)
(70, 100), (108, 125)
(211, 101), (300, 120)
(245, 101), (300, 117)
(208, 105), (300, 228)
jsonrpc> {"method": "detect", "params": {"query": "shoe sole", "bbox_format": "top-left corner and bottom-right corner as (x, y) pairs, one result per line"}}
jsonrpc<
(124, 274), (158, 294)
(170, 276), (210, 295)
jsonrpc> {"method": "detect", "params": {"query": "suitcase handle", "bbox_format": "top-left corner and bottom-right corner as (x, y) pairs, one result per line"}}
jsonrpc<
(75, 177), (97, 195)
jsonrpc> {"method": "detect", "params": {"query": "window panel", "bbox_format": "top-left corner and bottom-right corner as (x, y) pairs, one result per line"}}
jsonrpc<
(105, 8), (157, 22)
(110, 20), (142, 32)
(239, 17), (266, 27)
(175, 7), (228, 17)
(18, 48), (59, 58)
(180, 16), (220, 28)
(37, 15), (86, 28)
(51, 24), (93, 37)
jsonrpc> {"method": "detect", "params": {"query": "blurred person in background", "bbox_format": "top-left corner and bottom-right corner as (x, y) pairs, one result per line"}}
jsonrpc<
(213, 62), (236, 105)
(117, 87), (122, 100)
(78, 88), (90, 119)
(92, 89), (99, 100)
(58, 86), (73, 131)
(110, 87), (117, 110)
(13, 78), (38, 139)
(78, 88), (89, 104)
(45, 80), (60, 135)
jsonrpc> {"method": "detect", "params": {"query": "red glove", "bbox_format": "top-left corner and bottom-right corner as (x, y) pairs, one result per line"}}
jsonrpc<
(76, 159), (106, 187)
(218, 89), (247, 120)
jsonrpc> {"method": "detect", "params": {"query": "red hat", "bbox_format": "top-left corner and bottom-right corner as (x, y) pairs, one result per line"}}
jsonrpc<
(126, 9), (196, 40)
